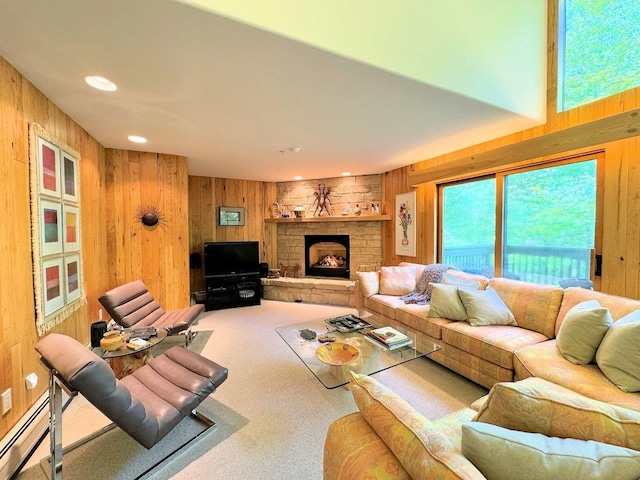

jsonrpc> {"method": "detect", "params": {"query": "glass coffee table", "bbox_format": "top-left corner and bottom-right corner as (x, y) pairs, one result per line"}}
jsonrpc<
(276, 314), (439, 389)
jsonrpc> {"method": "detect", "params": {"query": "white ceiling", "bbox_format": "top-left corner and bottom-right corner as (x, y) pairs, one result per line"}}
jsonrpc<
(0, 0), (546, 182)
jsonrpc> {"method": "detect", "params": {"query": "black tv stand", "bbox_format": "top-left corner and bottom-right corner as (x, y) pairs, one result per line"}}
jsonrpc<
(205, 272), (261, 311)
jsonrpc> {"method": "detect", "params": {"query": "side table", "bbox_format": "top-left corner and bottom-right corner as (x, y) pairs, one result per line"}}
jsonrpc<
(91, 329), (167, 379)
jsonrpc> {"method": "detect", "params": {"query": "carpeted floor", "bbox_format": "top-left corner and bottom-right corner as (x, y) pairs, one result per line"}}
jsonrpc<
(19, 300), (487, 480)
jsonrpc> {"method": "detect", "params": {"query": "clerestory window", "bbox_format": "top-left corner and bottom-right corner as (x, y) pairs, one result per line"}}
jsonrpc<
(558, 0), (640, 111)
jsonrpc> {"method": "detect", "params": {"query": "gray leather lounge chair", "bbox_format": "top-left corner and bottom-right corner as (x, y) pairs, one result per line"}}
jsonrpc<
(35, 333), (228, 479)
(99, 280), (204, 343)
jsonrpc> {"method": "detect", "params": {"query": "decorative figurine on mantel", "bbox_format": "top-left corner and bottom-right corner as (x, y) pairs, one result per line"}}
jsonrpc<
(312, 183), (333, 216)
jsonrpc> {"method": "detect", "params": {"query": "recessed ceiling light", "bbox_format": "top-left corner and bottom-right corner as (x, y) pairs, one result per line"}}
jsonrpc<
(128, 135), (147, 144)
(342, 172), (352, 176)
(293, 176), (303, 181)
(84, 75), (117, 92)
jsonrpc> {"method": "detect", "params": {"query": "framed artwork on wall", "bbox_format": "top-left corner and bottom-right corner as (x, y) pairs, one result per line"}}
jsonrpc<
(62, 150), (79, 202)
(29, 123), (85, 336)
(219, 206), (245, 226)
(395, 192), (416, 257)
(63, 204), (79, 251)
(65, 254), (82, 303)
(37, 136), (61, 198)
(40, 200), (63, 256)
(42, 257), (65, 316)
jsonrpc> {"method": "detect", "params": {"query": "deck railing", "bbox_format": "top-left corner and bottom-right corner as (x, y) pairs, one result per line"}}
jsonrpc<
(443, 244), (592, 286)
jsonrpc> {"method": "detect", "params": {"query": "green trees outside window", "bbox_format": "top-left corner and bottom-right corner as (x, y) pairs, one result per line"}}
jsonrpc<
(441, 160), (597, 286)
(559, 0), (640, 111)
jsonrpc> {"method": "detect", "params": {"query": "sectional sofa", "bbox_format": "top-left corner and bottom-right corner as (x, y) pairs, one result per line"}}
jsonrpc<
(323, 263), (640, 479)
(354, 262), (640, 411)
(324, 373), (640, 479)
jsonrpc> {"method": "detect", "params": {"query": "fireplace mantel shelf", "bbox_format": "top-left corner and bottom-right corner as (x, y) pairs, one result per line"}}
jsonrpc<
(265, 215), (391, 223)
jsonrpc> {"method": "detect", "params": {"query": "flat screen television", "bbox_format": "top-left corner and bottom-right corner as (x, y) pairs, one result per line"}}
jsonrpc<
(204, 241), (259, 276)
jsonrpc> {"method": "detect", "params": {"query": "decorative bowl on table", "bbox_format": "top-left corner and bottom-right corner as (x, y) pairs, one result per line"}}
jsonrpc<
(315, 343), (360, 366)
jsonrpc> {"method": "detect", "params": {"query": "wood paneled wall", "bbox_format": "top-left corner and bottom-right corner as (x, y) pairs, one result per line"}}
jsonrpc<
(381, 0), (640, 299)
(0, 56), (108, 438)
(188, 176), (277, 292)
(105, 150), (190, 310)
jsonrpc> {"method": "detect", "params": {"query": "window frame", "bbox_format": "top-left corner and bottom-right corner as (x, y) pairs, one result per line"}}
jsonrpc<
(437, 152), (604, 288)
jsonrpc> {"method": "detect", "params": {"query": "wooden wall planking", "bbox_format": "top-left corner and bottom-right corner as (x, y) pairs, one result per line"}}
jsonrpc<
(188, 176), (278, 293)
(0, 55), (108, 438)
(104, 150), (190, 311)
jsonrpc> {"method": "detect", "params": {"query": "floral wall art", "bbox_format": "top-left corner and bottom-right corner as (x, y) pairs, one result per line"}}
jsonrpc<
(395, 192), (416, 256)
(29, 123), (85, 335)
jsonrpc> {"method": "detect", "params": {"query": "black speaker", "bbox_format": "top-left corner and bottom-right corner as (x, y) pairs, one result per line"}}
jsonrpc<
(90, 321), (107, 348)
(190, 252), (202, 269)
(259, 262), (268, 278)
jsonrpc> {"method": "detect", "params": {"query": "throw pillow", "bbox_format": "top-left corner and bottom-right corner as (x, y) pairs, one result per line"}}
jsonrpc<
(556, 300), (612, 365)
(457, 287), (517, 327)
(462, 422), (640, 480)
(440, 271), (481, 289)
(596, 311), (640, 393)
(349, 372), (482, 479)
(473, 377), (640, 451)
(378, 266), (415, 296)
(427, 283), (468, 321)
(356, 271), (380, 298)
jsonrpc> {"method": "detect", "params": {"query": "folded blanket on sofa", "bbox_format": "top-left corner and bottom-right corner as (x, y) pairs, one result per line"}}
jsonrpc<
(400, 263), (453, 305)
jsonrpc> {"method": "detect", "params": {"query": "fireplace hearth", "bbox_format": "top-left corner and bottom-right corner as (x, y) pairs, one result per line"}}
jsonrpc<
(304, 235), (350, 278)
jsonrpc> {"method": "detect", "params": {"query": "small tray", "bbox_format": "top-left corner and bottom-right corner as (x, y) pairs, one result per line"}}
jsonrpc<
(324, 314), (372, 333)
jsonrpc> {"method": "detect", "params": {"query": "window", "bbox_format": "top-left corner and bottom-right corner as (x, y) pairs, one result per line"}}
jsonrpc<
(502, 161), (596, 285)
(558, 0), (640, 111)
(441, 178), (496, 276)
(439, 156), (601, 287)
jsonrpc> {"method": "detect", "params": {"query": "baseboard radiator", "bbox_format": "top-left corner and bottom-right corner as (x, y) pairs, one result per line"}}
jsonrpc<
(0, 392), (50, 479)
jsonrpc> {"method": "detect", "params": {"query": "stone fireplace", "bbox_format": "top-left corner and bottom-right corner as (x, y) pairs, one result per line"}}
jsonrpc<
(274, 221), (383, 280)
(305, 234), (350, 278)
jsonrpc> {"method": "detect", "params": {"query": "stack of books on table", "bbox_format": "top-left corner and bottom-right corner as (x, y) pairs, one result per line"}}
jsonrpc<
(364, 326), (413, 350)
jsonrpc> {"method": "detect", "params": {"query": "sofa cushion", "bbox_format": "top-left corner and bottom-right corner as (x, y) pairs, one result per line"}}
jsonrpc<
(399, 262), (428, 284)
(556, 287), (640, 335)
(445, 270), (490, 290)
(596, 311), (640, 393)
(441, 322), (547, 370)
(323, 412), (410, 480)
(473, 377), (640, 450)
(462, 422), (640, 480)
(440, 272), (480, 289)
(349, 372), (484, 480)
(489, 277), (563, 338)
(364, 295), (406, 320)
(397, 303), (452, 339)
(556, 300), (612, 365)
(379, 266), (416, 295)
(457, 287), (516, 327)
(514, 340), (640, 411)
(439, 343), (515, 388)
(356, 271), (380, 297)
(394, 303), (453, 340)
(428, 284), (468, 321)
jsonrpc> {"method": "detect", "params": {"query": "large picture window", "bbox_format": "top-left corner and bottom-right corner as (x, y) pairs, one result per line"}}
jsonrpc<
(558, 0), (640, 111)
(439, 155), (602, 287)
(440, 178), (496, 277)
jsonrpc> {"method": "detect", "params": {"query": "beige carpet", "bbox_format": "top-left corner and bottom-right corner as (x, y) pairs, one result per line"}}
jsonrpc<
(19, 300), (487, 480)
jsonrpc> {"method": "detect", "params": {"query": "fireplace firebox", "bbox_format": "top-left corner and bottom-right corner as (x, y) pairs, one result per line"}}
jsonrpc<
(304, 235), (350, 278)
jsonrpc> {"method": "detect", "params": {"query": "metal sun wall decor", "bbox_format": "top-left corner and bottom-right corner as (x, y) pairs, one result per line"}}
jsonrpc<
(29, 123), (85, 335)
(136, 204), (165, 227)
